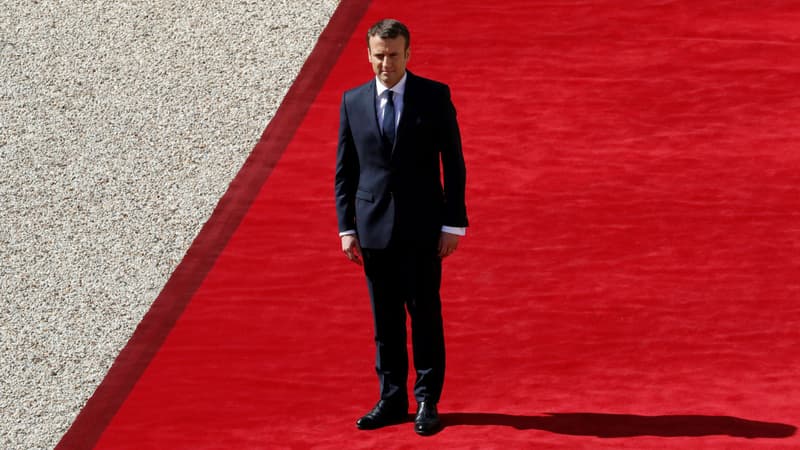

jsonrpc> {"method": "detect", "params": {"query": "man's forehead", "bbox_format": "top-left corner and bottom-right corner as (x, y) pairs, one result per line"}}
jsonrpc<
(368, 35), (407, 51)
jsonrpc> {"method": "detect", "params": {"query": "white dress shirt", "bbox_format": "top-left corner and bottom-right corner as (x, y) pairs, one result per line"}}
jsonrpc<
(375, 73), (406, 133)
(339, 73), (465, 238)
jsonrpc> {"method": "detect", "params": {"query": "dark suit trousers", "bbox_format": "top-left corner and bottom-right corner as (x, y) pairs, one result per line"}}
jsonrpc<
(362, 241), (445, 404)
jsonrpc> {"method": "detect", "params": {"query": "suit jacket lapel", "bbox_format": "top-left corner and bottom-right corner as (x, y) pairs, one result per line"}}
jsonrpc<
(393, 72), (417, 158)
(352, 79), (382, 146)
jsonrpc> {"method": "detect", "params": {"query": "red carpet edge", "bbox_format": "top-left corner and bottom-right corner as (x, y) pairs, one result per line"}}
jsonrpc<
(54, 1), (372, 448)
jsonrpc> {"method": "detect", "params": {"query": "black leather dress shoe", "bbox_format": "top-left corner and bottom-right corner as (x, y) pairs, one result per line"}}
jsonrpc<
(414, 401), (441, 436)
(356, 400), (408, 430)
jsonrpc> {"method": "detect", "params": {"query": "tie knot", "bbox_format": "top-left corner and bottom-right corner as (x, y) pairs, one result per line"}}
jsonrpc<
(386, 90), (394, 102)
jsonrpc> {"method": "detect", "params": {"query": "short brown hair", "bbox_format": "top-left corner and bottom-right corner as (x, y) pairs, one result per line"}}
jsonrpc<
(366, 19), (410, 50)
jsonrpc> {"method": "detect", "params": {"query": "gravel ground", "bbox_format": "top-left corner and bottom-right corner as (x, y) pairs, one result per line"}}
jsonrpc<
(0, 1), (338, 448)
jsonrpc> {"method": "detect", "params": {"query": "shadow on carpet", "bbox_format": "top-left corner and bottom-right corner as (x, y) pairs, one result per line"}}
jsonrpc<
(441, 412), (796, 438)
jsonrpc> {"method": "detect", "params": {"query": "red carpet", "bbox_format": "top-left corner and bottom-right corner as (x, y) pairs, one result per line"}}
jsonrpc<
(59, 1), (800, 448)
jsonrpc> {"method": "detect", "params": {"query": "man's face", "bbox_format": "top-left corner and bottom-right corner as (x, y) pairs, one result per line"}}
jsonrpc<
(367, 35), (409, 88)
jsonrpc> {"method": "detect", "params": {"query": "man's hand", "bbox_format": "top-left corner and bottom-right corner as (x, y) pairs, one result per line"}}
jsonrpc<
(438, 232), (460, 258)
(341, 234), (363, 266)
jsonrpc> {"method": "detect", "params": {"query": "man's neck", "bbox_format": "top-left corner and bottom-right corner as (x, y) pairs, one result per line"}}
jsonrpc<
(376, 72), (408, 92)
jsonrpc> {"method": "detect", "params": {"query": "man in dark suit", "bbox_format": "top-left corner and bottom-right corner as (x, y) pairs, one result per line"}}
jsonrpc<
(335, 19), (468, 436)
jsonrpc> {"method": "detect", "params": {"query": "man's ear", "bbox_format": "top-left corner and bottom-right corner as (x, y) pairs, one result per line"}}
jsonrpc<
(367, 47), (372, 61)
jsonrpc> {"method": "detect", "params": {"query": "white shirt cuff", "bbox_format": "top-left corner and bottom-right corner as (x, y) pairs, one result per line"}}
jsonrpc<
(339, 230), (357, 237)
(441, 226), (466, 236)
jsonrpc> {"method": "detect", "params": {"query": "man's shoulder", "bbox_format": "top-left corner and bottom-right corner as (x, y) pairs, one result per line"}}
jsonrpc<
(408, 72), (448, 90)
(406, 72), (451, 100)
(343, 79), (374, 98)
(341, 73), (451, 100)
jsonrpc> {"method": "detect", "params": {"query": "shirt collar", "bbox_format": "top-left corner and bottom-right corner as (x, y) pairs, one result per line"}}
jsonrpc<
(375, 72), (408, 97)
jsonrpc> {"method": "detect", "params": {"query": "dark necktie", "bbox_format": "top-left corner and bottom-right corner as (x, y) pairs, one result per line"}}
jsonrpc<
(382, 90), (396, 146)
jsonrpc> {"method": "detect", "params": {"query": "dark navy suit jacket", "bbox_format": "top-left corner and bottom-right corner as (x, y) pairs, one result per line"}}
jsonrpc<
(335, 71), (468, 249)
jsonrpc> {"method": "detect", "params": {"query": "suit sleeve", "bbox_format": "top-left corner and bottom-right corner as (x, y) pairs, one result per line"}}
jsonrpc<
(335, 93), (359, 234)
(439, 86), (469, 228)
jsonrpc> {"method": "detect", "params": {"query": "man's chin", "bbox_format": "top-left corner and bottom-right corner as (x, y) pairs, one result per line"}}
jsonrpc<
(380, 75), (397, 87)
